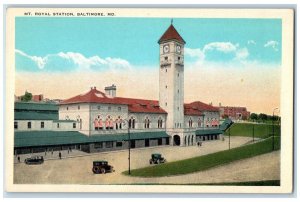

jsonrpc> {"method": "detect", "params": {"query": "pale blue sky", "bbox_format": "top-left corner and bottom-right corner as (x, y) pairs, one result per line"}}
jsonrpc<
(15, 17), (282, 72)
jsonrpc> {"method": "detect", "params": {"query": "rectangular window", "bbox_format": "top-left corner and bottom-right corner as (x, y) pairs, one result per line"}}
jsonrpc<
(94, 142), (103, 149)
(166, 137), (169, 145)
(27, 122), (31, 129)
(57, 123), (60, 128)
(118, 107), (121, 111)
(108, 106), (111, 111)
(116, 142), (123, 147)
(158, 138), (162, 146)
(97, 106), (101, 110)
(14, 122), (18, 129)
(73, 123), (76, 128)
(41, 122), (44, 128)
(105, 141), (113, 148)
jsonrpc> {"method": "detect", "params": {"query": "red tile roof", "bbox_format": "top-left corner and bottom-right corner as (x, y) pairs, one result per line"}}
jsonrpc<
(158, 24), (186, 44)
(60, 88), (167, 114)
(61, 88), (219, 115)
(184, 101), (219, 116)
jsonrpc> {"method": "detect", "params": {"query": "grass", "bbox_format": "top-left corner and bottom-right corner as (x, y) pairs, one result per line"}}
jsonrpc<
(224, 123), (281, 139)
(123, 137), (280, 177)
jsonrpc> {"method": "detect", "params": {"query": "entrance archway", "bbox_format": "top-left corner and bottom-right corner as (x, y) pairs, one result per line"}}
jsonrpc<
(173, 135), (181, 146)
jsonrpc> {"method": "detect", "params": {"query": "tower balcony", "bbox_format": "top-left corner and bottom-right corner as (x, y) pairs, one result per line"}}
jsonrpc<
(175, 60), (184, 66)
(160, 60), (171, 67)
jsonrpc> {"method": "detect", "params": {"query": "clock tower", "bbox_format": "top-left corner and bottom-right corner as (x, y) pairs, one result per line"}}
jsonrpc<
(158, 23), (185, 132)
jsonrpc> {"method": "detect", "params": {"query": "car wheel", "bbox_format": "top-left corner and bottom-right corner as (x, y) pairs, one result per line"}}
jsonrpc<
(101, 168), (106, 174)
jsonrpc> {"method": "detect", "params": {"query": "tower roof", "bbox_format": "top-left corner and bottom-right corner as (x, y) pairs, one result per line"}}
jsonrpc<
(158, 24), (186, 44)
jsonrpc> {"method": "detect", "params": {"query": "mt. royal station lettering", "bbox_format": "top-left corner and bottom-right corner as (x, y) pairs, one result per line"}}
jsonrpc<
(31, 12), (115, 16)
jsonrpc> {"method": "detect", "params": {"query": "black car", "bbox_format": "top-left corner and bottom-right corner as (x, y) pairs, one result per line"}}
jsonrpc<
(24, 156), (44, 165)
(92, 161), (114, 174)
(149, 153), (166, 164)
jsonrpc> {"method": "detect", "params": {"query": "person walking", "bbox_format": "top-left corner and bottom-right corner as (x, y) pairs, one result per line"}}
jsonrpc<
(59, 152), (62, 159)
(17, 156), (20, 163)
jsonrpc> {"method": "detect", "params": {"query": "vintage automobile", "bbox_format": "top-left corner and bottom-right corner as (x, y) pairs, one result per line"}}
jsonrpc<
(149, 153), (166, 164)
(92, 160), (114, 174)
(24, 156), (44, 165)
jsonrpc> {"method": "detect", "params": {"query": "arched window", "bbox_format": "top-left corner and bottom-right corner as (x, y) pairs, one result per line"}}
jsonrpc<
(132, 118), (135, 129)
(105, 116), (110, 130)
(158, 117), (163, 128)
(129, 119), (132, 129)
(198, 117), (201, 127)
(94, 118), (99, 130)
(189, 117), (193, 128)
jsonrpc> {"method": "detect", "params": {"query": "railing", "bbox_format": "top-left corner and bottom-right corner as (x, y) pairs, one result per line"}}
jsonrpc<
(160, 60), (171, 67)
(175, 60), (184, 66)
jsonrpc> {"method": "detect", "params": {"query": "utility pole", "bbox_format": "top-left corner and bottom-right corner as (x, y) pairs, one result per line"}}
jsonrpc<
(228, 126), (231, 150)
(128, 121), (131, 175)
(252, 124), (254, 142)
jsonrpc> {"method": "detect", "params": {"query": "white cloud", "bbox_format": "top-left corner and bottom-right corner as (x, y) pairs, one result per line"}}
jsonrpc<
(185, 48), (205, 62)
(15, 49), (47, 69)
(203, 42), (238, 53)
(247, 40), (256, 45)
(186, 42), (248, 65)
(264, 40), (279, 51)
(15, 49), (131, 72)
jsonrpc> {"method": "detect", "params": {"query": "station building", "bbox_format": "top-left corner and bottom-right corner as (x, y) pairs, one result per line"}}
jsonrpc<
(14, 23), (226, 154)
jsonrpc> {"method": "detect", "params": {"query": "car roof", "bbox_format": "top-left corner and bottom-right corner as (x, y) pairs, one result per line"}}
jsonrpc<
(93, 160), (107, 163)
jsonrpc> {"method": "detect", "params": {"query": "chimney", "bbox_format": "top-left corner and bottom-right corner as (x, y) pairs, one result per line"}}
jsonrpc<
(105, 84), (117, 98)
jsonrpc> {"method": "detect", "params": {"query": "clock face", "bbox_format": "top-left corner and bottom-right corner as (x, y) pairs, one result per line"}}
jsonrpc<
(176, 45), (181, 53)
(163, 45), (169, 53)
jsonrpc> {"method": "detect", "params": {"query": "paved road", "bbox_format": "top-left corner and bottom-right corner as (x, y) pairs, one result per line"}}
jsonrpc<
(13, 136), (279, 184)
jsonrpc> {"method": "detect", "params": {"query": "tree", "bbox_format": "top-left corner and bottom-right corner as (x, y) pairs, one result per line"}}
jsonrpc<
(21, 91), (32, 102)
(250, 113), (258, 121)
(258, 113), (268, 122)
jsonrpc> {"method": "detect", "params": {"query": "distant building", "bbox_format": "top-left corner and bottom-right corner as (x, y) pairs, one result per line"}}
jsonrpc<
(32, 94), (44, 102)
(218, 103), (250, 120)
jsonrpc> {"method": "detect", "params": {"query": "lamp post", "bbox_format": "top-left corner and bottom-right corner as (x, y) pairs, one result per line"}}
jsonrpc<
(272, 107), (279, 151)
(228, 126), (231, 150)
(123, 119), (131, 175)
(252, 124), (254, 142)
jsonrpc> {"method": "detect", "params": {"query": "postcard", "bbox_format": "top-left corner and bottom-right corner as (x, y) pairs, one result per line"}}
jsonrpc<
(5, 7), (294, 193)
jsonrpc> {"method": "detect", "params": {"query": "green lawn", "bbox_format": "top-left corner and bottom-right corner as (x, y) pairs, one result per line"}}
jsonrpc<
(123, 137), (280, 177)
(224, 123), (281, 139)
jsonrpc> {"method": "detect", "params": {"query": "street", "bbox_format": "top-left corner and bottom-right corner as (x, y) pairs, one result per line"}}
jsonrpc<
(13, 136), (280, 184)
